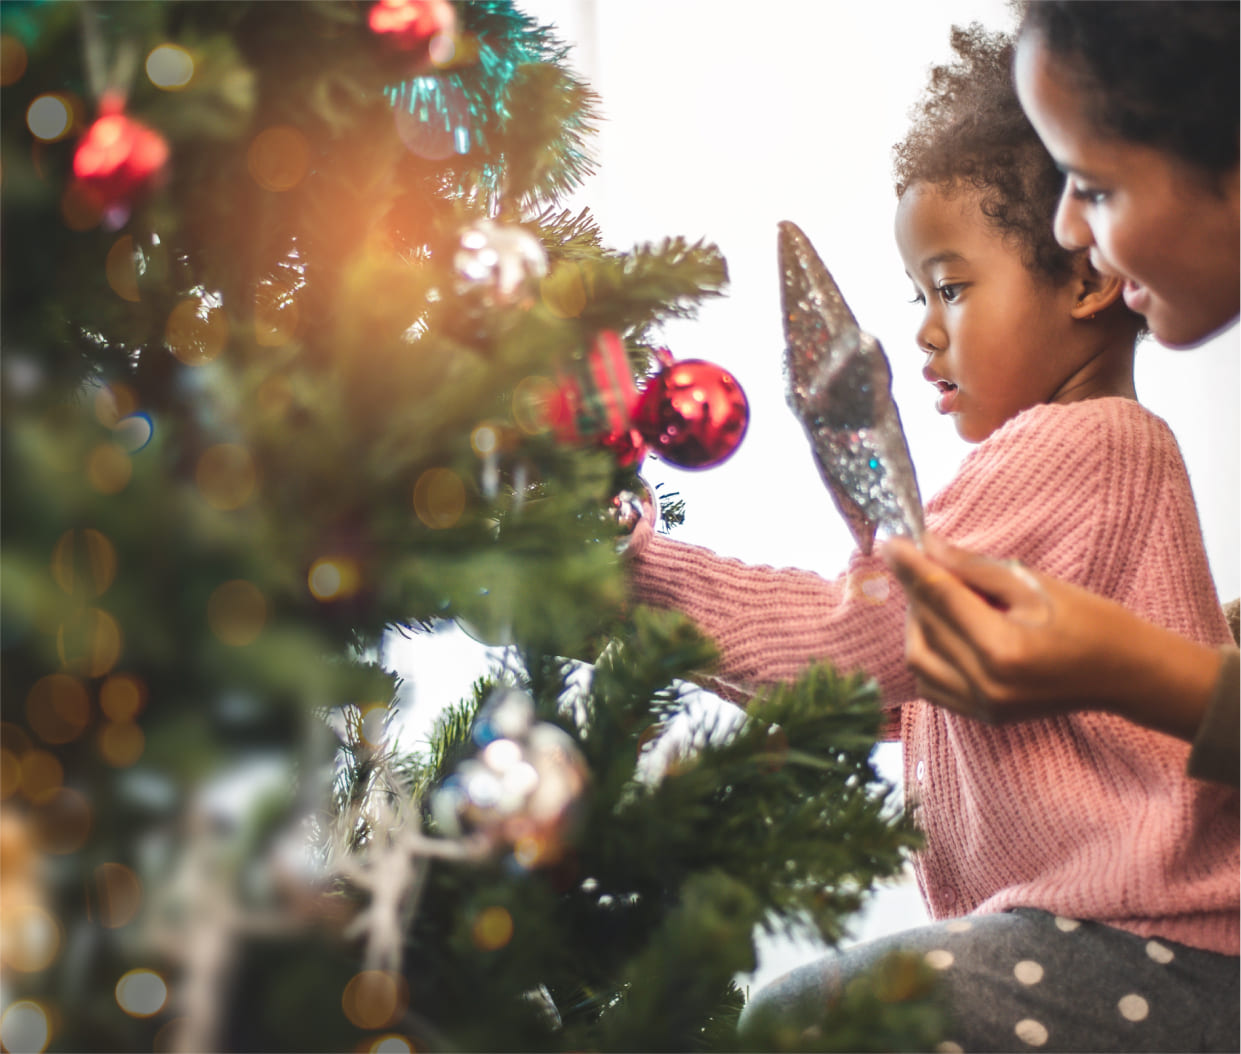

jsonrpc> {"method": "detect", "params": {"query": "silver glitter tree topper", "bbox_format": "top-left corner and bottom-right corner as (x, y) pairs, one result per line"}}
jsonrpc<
(779, 221), (923, 554)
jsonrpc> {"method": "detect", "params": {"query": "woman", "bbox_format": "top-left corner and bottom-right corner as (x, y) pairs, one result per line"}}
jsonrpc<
(880, 0), (1240, 786)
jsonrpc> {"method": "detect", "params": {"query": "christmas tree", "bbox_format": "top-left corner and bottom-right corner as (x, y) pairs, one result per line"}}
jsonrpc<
(1, 2), (942, 1050)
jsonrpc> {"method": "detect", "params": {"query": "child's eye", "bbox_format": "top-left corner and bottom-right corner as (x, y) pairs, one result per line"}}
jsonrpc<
(936, 283), (963, 303)
(908, 292), (926, 306)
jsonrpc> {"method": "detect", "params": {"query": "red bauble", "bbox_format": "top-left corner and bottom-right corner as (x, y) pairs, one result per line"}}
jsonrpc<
(368, 0), (455, 51)
(634, 358), (749, 469)
(72, 97), (168, 210)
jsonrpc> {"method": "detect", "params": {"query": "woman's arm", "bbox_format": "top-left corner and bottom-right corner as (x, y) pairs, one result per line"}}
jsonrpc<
(880, 532), (1239, 783)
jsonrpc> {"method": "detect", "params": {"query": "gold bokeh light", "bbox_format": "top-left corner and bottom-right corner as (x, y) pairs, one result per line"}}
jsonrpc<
(308, 557), (361, 602)
(146, 44), (195, 90)
(98, 721), (144, 768)
(115, 969), (167, 1017)
(51, 527), (117, 599)
(26, 674), (90, 746)
(341, 970), (407, 1030)
(471, 905), (514, 951)
(0, 1000), (50, 1054)
(1, 35), (28, 86)
(19, 750), (63, 804)
(56, 607), (123, 678)
(86, 443), (133, 495)
(27, 93), (71, 141)
(0, 902), (61, 974)
(247, 125), (310, 192)
(413, 467), (466, 529)
(100, 674), (146, 722)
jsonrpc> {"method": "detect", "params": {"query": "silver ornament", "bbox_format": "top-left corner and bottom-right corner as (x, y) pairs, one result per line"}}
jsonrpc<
(431, 690), (588, 866)
(778, 220), (923, 554)
(453, 218), (548, 307)
(607, 477), (658, 554)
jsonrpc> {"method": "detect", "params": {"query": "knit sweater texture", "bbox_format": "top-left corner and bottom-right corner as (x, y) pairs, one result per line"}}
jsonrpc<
(628, 398), (1239, 955)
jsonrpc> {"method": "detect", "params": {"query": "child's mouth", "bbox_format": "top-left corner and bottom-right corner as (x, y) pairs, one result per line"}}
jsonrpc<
(933, 379), (958, 414)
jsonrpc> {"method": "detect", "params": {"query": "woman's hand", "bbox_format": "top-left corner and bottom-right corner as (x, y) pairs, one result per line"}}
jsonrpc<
(879, 532), (1219, 739)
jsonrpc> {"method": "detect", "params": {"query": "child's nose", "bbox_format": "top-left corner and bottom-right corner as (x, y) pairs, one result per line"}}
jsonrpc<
(1053, 188), (1092, 251)
(916, 315), (945, 353)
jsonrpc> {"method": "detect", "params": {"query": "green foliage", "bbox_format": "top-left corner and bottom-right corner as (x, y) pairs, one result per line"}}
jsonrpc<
(1, 1), (934, 1050)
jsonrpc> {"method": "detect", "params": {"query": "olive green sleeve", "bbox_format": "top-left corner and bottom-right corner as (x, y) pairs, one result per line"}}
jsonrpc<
(1187, 646), (1240, 786)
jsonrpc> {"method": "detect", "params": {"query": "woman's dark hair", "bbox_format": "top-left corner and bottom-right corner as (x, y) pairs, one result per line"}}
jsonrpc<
(893, 23), (1075, 284)
(1018, 0), (1239, 175)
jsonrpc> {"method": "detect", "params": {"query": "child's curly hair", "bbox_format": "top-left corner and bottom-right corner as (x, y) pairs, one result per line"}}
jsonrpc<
(893, 23), (1074, 285)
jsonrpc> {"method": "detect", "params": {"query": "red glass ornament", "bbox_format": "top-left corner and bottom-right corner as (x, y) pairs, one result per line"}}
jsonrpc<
(72, 96), (168, 210)
(634, 358), (749, 469)
(368, 0), (455, 51)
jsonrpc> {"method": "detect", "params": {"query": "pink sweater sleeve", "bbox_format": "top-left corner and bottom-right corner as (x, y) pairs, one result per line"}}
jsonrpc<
(626, 399), (1185, 710)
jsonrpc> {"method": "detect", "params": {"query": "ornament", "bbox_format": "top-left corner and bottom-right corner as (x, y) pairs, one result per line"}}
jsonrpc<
(607, 476), (659, 554)
(72, 95), (169, 211)
(778, 220), (922, 554)
(634, 352), (749, 469)
(453, 219), (548, 308)
(391, 74), (472, 161)
(549, 331), (648, 466)
(369, 0), (455, 54)
(432, 689), (588, 868)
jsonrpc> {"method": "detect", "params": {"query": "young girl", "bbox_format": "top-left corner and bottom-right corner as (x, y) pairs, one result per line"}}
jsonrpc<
(625, 25), (1239, 1052)
(884, 0), (1239, 790)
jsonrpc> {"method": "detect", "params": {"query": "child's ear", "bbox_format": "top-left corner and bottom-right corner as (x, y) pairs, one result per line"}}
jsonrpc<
(1069, 257), (1125, 319)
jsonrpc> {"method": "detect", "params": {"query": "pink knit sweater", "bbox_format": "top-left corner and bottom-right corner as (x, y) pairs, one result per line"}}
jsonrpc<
(628, 398), (1239, 955)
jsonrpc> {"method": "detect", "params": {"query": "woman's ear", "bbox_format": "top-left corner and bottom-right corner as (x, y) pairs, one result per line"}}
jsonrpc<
(1068, 255), (1126, 319)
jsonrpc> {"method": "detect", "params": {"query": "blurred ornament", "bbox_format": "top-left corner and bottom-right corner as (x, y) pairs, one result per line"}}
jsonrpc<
(72, 94), (168, 211)
(432, 689), (588, 868)
(607, 477), (658, 554)
(391, 74), (472, 160)
(453, 219), (548, 309)
(369, 0), (455, 55)
(549, 330), (647, 466)
(778, 221), (922, 553)
(634, 351), (749, 469)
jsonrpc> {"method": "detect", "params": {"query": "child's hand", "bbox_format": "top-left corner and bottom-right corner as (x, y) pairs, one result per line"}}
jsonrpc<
(879, 533), (1219, 738)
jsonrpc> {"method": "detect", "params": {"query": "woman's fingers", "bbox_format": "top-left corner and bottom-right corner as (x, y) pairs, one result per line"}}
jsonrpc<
(902, 608), (982, 718)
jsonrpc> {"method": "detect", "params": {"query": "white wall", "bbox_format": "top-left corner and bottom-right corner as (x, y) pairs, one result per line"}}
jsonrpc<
(389, 0), (1240, 991)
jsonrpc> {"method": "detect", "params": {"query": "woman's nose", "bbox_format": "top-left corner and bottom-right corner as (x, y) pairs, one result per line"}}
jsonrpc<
(1053, 186), (1093, 251)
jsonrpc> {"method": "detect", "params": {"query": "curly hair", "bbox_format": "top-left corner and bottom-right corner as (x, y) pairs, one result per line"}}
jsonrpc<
(1018, 0), (1239, 177)
(893, 23), (1075, 284)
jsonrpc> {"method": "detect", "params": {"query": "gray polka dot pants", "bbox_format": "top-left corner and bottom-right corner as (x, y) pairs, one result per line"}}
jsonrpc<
(738, 908), (1239, 1052)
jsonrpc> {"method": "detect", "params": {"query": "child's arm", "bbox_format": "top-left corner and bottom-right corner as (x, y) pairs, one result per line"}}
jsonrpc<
(627, 524), (917, 711)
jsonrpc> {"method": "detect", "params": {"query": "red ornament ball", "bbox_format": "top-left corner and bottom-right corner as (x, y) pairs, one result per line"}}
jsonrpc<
(72, 98), (168, 210)
(635, 359), (749, 469)
(368, 0), (455, 52)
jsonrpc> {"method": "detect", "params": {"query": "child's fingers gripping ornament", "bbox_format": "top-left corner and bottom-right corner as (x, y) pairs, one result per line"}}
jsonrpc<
(778, 221), (923, 554)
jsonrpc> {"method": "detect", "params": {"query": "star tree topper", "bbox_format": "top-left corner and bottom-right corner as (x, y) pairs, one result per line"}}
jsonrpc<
(778, 221), (923, 554)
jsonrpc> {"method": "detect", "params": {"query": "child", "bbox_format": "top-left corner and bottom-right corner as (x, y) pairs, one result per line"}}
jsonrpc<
(626, 25), (1239, 1052)
(887, 0), (1240, 791)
